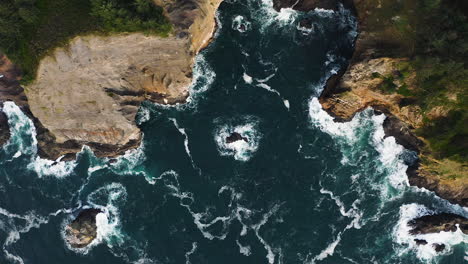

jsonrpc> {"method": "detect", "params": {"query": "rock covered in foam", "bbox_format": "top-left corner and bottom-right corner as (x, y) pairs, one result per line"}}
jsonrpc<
(65, 208), (102, 248)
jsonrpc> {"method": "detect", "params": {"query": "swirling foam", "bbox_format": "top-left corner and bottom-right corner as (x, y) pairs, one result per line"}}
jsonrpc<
(214, 117), (261, 161)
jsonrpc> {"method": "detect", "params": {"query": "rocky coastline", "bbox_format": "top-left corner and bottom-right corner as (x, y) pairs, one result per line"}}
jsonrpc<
(275, 0), (467, 207)
(0, 0), (222, 161)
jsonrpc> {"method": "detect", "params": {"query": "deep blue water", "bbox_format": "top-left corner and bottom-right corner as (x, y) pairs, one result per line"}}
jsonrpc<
(0, 1), (466, 263)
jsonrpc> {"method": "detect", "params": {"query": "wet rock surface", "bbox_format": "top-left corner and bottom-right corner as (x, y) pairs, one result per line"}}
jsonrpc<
(408, 213), (468, 235)
(226, 132), (248, 144)
(65, 208), (102, 248)
(432, 243), (446, 252)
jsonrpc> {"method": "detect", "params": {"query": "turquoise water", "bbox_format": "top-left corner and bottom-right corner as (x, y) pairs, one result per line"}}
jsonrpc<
(0, 1), (467, 263)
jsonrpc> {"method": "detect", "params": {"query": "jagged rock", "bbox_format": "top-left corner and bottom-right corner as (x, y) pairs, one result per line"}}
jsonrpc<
(226, 132), (248, 144)
(65, 208), (102, 248)
(432, 243), (446, 252)
(414, 239), (427, 245)
(408, 213), (468, 235)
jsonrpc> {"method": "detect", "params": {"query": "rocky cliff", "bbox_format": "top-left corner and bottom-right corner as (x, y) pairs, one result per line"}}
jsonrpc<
(274, 0), (468, 206)
(0, 0), (222, 160)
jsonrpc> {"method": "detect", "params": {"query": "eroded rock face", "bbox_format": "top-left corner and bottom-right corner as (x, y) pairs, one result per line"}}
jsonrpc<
(0, 0), (222, 160)
(65, 208), (102, 248)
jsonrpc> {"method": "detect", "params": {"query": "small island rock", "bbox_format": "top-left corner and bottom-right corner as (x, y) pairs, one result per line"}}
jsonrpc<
(65, 208), (102, 248)
(226, 132), (248, 144)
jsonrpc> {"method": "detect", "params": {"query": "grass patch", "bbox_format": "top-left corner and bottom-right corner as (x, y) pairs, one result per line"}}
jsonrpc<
(0, 0), (171, 84)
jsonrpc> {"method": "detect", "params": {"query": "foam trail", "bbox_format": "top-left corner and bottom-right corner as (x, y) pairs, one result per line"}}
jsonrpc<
(310, 233), (343, 263)
(236, 240), (252, 256)
(242, 69), (289, 110)
(170, 118), (201, 174)
(252, 204), (281, 264)
(185, 242), (198, 264)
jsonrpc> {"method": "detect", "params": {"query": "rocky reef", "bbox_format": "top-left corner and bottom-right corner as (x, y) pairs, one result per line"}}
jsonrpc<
(65, 208), (102, 248)
(275, 0), (468, 206)
(408, 213), (468, 252)
(0, 0), (222, 160)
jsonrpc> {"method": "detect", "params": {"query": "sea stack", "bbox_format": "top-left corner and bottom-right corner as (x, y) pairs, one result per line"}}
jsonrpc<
(65, 208), (102, 248)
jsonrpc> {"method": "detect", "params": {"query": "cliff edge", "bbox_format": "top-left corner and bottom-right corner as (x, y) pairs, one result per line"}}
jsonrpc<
(275, 0), (468, 206)
(0, 0), (222, 160)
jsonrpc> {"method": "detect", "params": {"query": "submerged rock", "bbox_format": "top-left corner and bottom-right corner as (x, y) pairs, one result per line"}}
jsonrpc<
(65, 208), (102, 248)
(408, 213), (468, 235)
(226, 132), (248, 144)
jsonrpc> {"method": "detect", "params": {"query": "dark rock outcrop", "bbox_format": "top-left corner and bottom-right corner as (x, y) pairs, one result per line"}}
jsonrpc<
(408, 213), (468, 235)
(65, 208), (102, 248)
(379, 112), (424, 153)
(432, 243), (446, 252)
(273, 0), (340, 12)
(226, 132), (248, 144)
(414, 239), (428, 245)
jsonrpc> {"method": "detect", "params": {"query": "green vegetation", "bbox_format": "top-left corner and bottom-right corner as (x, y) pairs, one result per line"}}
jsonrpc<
(361, 0), (467, 163)
(0, 0), (171, 83)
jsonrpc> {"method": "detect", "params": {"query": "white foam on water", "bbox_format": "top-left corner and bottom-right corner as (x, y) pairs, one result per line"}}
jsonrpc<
(236, 239), (252, 256)
(136, 106), (151, 125)
(243, 72), (254, 84)
(185, 242), (198, 264)
(2, 102), (78, 178)
(313, 8), (335, 18)
(150, 54), (216, 112)
(308, 98), (361, 141)
(319, 188), (362, 229)
(310, 232), (343, 263)
(370, 114), (409, 192)
(232, 15), (251, 33)
(283, 100), (290, 110)
(27, 157), (76, 178)
(108, 140), (146, 176)
(1, 208), (53, 264)
(246, 0), (298, 31)
(393, 203), (468, 261)
(170, 118), (200, 174)
(251, 204), (282, 264)
(214, 117), (261, 161)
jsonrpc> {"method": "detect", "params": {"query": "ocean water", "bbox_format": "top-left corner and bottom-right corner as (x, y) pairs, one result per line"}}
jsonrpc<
(0, 1), (467, 263)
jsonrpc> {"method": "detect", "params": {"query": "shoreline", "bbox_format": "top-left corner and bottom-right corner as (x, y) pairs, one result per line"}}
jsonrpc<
(0, 0), (222, 161)
(274, 0), (467, 207)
